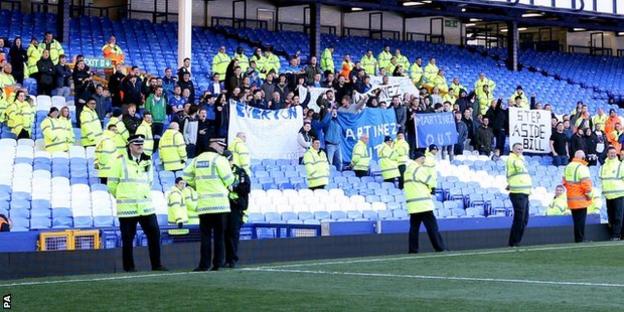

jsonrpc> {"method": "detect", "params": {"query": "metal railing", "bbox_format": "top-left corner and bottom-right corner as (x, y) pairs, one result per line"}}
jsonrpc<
(277, 22), (337, 36)
(211, 17), (268, 30)
(0, 0), (20, 11)
(568, 45), (613, 56)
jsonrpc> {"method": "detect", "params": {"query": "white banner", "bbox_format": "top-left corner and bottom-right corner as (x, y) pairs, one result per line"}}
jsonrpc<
(228, 102), (304, 160)
(304, 86), (330, 113)
(370, 76), (419, 97)
(509, 107), (551, 153)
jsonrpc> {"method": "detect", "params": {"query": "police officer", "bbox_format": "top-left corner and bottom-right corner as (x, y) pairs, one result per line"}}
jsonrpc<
(506, 143), (532, 247)
(405, 152), (446, 253)
(224, 150), (251, 268)
(378, 136), (400, 183)
(184, 138), (234, 271)
(108, 134), (166, 272)
(304, 138), (330, 190)
(599, 146), (624, 240)
(351, 134), (370, 178)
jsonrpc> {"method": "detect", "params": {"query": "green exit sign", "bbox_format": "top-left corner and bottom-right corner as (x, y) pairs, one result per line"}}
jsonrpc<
(83, 58), (112, 69)
(445, 20), (458, 28)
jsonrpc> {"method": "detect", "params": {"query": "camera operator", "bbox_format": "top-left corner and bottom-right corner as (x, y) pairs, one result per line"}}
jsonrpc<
(73, 59), (95, 124)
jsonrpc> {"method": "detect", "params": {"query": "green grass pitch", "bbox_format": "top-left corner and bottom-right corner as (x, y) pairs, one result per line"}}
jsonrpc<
(2, 242), (624, 311)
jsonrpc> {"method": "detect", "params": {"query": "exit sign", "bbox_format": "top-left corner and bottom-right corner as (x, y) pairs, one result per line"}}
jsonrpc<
(445, 20), (458, 28)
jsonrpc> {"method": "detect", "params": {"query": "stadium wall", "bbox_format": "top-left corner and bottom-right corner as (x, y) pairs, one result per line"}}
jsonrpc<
(0, 225), (609, 280)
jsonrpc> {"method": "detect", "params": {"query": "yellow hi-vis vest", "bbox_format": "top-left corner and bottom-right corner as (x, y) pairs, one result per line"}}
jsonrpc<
(424, 63), (439, 83)
(80, 106), (102, 146)
(546, 195), (569, 216)
(351, 140), (371, 171)
(423, 151), (438, 188)
(233, 53), (249, 73)
(183, 151), (234, 215)
(506, 153), (532, 194)
(212, 52), (231, 81)
(320, 48), (334, 73)
(39, 40), (64, 65)
(0, 93), (8, 123)
(264, 53), (281, 75)
(159, 129), (187, 171)
(59, 116), (74, 145)
(41, 116), (70, 152)
(107, 151), (154, 218)
(589, 188), (602, 214)
(377, 143), (400, 180)
(303, 148), (330, 188)
(95, 130), (118, 178)
(135, 121), (154, 156)
(27, 44), (41, 75)
(251, 54), (267, 79)
(106, 116), (129, 141)
(361, 55), (377, 76)
(377, 51), (392, 71)
(167, 186), (188, 224)
(475, 78), (496, 94)
(393, 139), (410, 166)
(183, 186), (199, 224)
(396, 54), (410, 72)
(404, 161), (434, 214)
(600, 158), (624, 200)
(410, 63), (424, 86)
(228, 137), (251, 174)
(8, 100), (34, 136)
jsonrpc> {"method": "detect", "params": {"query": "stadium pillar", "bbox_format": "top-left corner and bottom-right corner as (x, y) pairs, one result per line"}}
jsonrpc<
(178, 0), (193, 69)
(309, 2), (321, 58)
(506, 21), (519, 71)
(56, 0), (70, 43)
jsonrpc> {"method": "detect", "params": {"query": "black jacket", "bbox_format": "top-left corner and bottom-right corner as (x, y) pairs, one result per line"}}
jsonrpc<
(55, 64), (72, 88)
(37, 58), (55, 86)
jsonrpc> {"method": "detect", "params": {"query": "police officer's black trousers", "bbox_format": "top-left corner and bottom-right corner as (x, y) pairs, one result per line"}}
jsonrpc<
(508, 193), (530, 247)
(225, 206), (244, 265)
(571, 208), (587, 243)
(198, 213), (226, 269)
(408, 211), (446, 253)
(398, 165), (406, 190)
(355, 170), (368, 178)
(606, 197), (624, 239)
(119, 214), (162, 271)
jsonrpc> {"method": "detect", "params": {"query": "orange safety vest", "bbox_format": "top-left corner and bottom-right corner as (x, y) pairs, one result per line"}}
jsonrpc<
(562, 158), (593, 209)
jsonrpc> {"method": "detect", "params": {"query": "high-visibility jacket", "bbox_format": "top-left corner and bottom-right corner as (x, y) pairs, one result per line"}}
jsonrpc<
(361, 55), (378, 76)
(432, 75), (448, 93)
(27, 44), (41, 75)
(546, 194), (569, 216)
(509, 91), (529, 109)
(599, 158), (624, 200)
(303, 148), (330, 188)
(41, 116), (70, 152)
(505, 153), (532, 195)
(135, 121), (154, 156)
(167, 186), (188, 224)
(385, 63), (397, 76)
(320, 48), (334, 73)
(592, 114), (608, 132)
(0, 93), (9, 123)
(228, 137), (250, 174)
(80, 106), (103, 146)
(233, 53), (249, 73)
(340, 61), (354, 79)
(7, 100), (34, 136)
(183, 151), (234, 215)
(449, 82), (466, 96)
(106, 116), (129, 141)
(101, 43), (124, 64)
(251, 54), (267, 79)
(95, 130), (118, 178)
(475, 78), (496, 94)
(377, 144), (400, 180)
(59, 116), (74, 145)
(476, 89), (495, 116)
(39, 40), (64, 65)
(563, 158), (592, 209)
(159, 129), (187, 171)
(396, 54), (410, 72)
(588, 188), (602, 214)
(0, 73), (15, 88)
(424, 63), (438, 83)
(107, 150), (154, 218)
(410, 63), (424, 86)
(212, 52), (231, 81)
(404, 160), (434, 214)
(264, 53), (280, 75)
(377, 51), (392, 71)
(393, 138), (410, 167)
(423, 151), (437, 189)
(351, 140), (371, 172)
(442, 93), (456, 105)
(183, 186), (199, 224)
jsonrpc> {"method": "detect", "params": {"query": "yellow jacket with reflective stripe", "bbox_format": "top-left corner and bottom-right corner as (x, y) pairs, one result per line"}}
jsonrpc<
(27, 44), (41, 75)
(251, 54), (267, 78)
(264, 53), (281, 75)
(351, 140), (371, 171)
(107, 150), (154, 218)
(432, 75), (448, 93)
(599, 158), (624, 200)
(167, 186), (188, 224)
(135, 121), (154, 156)
(361, 55), (377, 76)
(506, 153), (532, 194)
(474, 78), (496, 94)
(183, 151), (234, 215)
(377, 51), (392, 71)
(321, 48), (334, 73)
(0, 94), (8, 123)
(212, 52), (231, 80)
(59, 116), (74, 145)
(410, 63), (424, 86)
(0, 73), (16, 88)
(183, 186), (199, 224)
(80, 106), (102, 146)
(39, 40), (64, 65)
(233, 53), (249, 73)
(106, 116), (129, 141)
(159, 129), (187, 171)
(228, 137), (251, 174)
(423, 151), (438, 188)
(304, 148), (330, 188)
(546, 194), (569, 216)
(392, 139), (410, 166)
(95, 130), (118, 178)
(396, 54), (410, 72)
(41, 116), (70, 152)
(424, 63), (438, 83)
(404, 161), (434, 214)
(449, 83), (466, 96)
(509, 91), (529, 109)
(8, 100), (34, 136)
(377, 143), (400, 180)
(592, 114), (607, 131)
(588, 188), (602, 214)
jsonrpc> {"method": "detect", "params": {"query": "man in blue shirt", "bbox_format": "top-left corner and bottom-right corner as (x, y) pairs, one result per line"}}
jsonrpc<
(322, 107), (343, 171)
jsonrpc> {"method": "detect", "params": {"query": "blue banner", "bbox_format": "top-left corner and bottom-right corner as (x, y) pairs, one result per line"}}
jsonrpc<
(337, 108), (398, 162)
(414, 112), (458, 148)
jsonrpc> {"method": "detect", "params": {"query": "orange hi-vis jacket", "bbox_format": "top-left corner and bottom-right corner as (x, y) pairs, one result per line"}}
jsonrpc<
(562, 158), (593, 209)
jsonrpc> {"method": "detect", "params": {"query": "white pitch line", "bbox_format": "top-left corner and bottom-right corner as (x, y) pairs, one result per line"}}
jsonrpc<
(0, 271), (209, 288)
(254, 241), (624, 269)
(243, 268), (624, 288)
